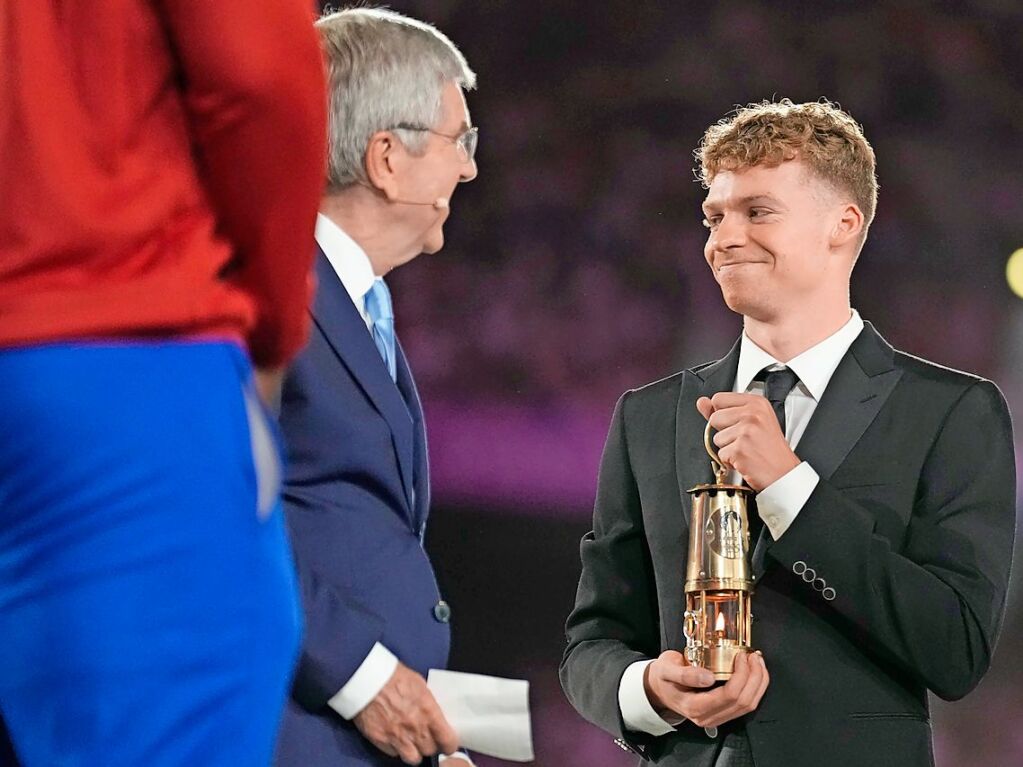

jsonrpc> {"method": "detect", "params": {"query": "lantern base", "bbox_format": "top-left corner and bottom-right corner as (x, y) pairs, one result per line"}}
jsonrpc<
(687, 644), (751, 680)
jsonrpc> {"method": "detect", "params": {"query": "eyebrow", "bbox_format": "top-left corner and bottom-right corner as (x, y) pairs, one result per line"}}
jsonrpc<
(702, 194), (785, 213)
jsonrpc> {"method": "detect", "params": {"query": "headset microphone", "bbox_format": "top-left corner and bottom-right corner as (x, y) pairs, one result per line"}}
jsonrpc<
(359, 180), (449, 210)
(393, 197), (449, 210)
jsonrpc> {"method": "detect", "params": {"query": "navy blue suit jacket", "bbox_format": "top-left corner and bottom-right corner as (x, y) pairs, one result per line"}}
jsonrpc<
(274, 249), (450, 766)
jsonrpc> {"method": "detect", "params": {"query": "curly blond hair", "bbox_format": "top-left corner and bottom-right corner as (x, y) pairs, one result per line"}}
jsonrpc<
(697, 99), (878, 229)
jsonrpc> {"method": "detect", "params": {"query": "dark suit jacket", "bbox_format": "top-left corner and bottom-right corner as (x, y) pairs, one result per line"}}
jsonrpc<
(561, 323), (1016, 767)
(274, 249), (449, 766)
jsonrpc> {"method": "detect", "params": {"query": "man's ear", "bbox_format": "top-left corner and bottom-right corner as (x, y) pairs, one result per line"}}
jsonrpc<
(830, 202), (864, 250)
(364, 131), (405, 202)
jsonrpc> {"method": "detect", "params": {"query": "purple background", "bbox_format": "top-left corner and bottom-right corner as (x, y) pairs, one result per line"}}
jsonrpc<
(320, 1), (1023, 764)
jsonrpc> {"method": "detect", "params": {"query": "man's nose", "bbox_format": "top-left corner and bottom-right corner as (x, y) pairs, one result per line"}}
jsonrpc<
(712, 213), (746, 249)
(459, 157), (477, 182)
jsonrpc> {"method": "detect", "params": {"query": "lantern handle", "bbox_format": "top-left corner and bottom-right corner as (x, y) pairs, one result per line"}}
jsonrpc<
(704, 420), (729, 485)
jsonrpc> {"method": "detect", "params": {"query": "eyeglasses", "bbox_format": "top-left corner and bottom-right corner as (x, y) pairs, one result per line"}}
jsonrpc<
(392, 123), (479, 163)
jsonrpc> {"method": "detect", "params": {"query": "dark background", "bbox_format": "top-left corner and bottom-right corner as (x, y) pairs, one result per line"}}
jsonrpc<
(320, 2), (1023, 764)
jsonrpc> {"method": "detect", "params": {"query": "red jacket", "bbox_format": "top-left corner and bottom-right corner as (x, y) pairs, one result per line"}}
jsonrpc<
(0, 0), (326, 368)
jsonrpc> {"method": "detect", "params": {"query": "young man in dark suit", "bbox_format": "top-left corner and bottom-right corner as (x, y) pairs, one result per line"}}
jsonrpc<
(561, 99), (1016, 767)
(274, 8), (478, 767)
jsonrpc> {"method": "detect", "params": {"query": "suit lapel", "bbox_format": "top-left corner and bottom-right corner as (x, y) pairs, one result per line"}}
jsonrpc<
(663, 339), (741, 648)
(751, 322), (903, 574)
(310, 250), (417, 522)
(674, 339), (742, 521)
(791, 322), (901, 480)
(395, 339), (429, 533)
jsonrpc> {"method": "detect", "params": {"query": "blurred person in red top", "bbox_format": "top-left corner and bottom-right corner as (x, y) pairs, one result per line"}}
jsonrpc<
(0, 2), (326, 765)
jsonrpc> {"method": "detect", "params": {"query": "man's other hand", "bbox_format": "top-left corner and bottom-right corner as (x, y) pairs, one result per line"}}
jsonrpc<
(697, 394), (799, 491)
(644, 650), (770, 729)
(353, 662), (459, 765)
(254, 366), (285, 411)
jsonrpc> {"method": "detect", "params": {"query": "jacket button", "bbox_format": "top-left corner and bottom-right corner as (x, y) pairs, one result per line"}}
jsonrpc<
(792, 560), (807, 576)
(705, 726), (718, 738)
(822, 587), (836, 601)
(802, 567), (816, 583)
(433, 600), (452, 623)
(812, 577), (826, 592)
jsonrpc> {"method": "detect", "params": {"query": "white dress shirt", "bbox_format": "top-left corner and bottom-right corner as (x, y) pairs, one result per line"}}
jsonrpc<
(315, 213), (375, 330)
(618, 310), (865, 736)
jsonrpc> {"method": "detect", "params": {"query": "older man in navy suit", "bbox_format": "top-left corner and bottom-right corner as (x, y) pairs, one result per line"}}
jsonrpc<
(274, 9), (479, 767)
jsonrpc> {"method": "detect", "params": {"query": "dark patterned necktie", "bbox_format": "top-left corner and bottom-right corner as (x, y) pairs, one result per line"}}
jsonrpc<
(757, 366), (800, 436)
(748, 366), (800, 543)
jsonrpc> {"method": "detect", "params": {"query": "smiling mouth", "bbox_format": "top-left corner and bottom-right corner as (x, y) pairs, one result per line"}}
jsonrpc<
(716, 261), (762, 272)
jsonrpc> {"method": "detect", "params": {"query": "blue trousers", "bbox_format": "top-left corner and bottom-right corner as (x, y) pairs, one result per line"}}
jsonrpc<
(0, 341), (301, 766)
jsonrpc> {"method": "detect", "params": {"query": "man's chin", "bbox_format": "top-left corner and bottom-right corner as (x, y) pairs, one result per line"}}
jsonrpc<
(720, 288), (766, 318)
(421, 232), (445, 255)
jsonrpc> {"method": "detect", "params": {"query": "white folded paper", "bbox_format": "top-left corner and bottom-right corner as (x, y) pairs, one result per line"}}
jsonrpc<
(427, 670), (534, 762)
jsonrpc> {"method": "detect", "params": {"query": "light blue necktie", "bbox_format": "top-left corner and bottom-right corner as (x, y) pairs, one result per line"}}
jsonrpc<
(365, 278), (397, 381)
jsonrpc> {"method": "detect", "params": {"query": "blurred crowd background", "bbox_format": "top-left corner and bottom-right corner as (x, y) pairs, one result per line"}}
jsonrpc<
(321, 1), (1023, 764)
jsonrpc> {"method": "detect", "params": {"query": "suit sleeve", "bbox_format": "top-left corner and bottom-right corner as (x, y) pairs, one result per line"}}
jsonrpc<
(768, 380), (1017, 700)
(153, 0), (327, 368)
(559, 392), (665, 752)
(284, 494), (389, 712)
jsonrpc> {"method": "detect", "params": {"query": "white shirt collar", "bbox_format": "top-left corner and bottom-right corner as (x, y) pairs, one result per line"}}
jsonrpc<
(314, 213), (376, 312)
(734, 310), (865, 401)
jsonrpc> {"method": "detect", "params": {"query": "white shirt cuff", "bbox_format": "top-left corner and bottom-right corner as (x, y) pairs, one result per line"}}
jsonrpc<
(756, 461), (819, 540)
(327, 642), (399, 720)
(618, 660), (683, 736)
(438, 752), (474, 765)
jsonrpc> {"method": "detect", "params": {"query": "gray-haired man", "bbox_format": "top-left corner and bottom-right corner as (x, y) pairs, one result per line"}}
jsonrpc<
(274, 8), (478, 767)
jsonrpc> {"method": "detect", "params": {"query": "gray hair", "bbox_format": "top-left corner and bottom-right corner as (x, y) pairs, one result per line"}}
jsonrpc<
(316, 7), (476, 191)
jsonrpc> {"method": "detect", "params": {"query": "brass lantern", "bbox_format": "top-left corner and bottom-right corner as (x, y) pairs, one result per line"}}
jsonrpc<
(682, 422), (755, 679)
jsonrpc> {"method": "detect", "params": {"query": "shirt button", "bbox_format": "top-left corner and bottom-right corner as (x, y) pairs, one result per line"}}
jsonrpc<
(433, 600), (452, 623)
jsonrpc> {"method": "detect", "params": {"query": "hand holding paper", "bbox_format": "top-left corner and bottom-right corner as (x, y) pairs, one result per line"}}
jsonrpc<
(355, 662), (459, 764)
